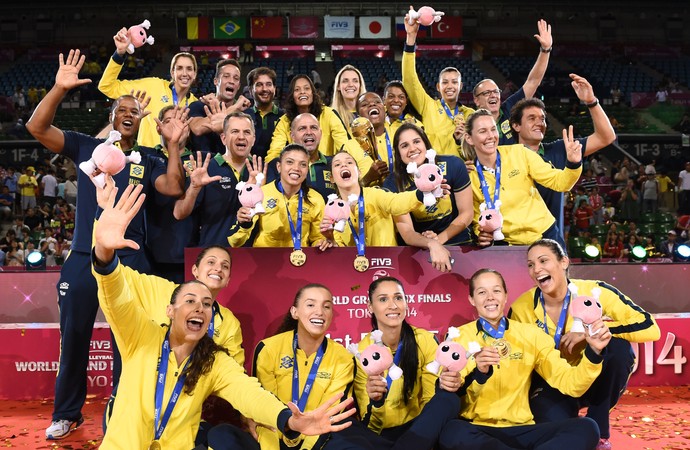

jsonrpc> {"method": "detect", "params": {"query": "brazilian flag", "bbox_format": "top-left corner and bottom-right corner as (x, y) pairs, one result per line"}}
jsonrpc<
(213, 17), (247, 39)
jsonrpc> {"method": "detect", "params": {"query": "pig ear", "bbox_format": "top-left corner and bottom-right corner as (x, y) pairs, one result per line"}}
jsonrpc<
(236, 181), (245, 191)
(327, 193), (338, 202)
(591, 287), (601, 301)
(426, 149), (437, 164)
(568, 282), (578, 297)
(479, 202), (487, 212)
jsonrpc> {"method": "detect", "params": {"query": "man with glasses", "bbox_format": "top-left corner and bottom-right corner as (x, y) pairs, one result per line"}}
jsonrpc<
(473, 19), (553, 145)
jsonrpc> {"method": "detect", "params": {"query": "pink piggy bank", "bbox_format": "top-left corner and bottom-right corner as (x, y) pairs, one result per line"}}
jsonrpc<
(478, 200), (505, 241)
(408, 6), (445, 27)
(236, 173), (265, 219)
(79, 130), (141, 189)
(426, 327), (481, 374)
(348, 330), (403, 379)
(126, 19), (155, 54)
(568, 284), (603, 335)
(324, 193), (357, 233)
(407, 149), (443, 207)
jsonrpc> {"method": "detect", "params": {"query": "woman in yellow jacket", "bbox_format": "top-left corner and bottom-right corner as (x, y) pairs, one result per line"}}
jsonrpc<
(90, 182), (354, 450)
(252, 283), (356, 450)
(510, 239), (660, 450)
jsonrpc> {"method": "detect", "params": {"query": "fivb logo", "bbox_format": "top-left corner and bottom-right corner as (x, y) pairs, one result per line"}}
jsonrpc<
(331, 21), (350, 28)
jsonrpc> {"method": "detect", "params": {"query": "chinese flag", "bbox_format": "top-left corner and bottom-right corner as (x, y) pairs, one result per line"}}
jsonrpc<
(251, 16), (284, 39)
(431, 16), (463, 39)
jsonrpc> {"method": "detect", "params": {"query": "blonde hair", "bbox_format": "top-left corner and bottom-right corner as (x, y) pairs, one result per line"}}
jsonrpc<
(331, 65), (366, 133)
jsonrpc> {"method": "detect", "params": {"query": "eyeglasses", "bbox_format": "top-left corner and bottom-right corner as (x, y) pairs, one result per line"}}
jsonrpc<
(476, 89), (502, 97)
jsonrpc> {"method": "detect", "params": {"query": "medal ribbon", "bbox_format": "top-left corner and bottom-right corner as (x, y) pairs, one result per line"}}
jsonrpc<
(347, 193), (366, 257)
(278, 181), (303, 252)
(475, 151), (501, 209)
(440, 99), (459, 121)
(207, 305), (216, 339)
(478, 316), (507, 339)
(384, 130), (394, 175)
(170, 86), (189, 107)
(154, 331), (192, 440)
(291, 330), (326, 411)
(385, 340), (403, 390)
(539, 289), (572, 349)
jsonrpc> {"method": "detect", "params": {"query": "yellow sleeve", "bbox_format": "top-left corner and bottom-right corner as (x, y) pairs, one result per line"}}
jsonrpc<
(119, 264), (177, 326)
(507, 289), (538, 325)
(253, 340), (279, 397)
(98, 56), (136, 100)
(343, 138), (374, 176)
(522, 146), (582, 192)
(402, 50), (435, 115)
(217, 306), (246, 367)
(267, 116), (291, 163)
(228, 216), (259, 248)
(417, 330), (440, 407)
(369, 187), (421, 216)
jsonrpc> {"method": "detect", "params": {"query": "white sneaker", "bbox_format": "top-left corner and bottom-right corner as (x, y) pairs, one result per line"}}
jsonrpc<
(45, 416), (84, 440)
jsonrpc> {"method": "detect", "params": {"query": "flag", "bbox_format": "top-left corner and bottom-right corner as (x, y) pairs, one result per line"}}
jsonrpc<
(177, 16), (209, 40)
(213, 17), (247, 39)
(288, 16), (319, 39)
(324, 16), (355, 39)
(251, 16), (283, 39)
(395, 16), (429, 39)
(359, 17), (391, 39)
(431, 16), (463, 39)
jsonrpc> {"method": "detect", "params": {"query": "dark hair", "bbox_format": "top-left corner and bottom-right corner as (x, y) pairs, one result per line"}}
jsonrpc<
(527, 238), (569, 276)
(193, 245), (231, 269)
(508, 98), (546, 133)
(214, 59), (241, 79)
(461, 108), (494, 160)
(222, 111), (255, 135)
(110, 94), (140, 121)
(276, 283), (333, 334)
(170, 280), (229, 395)
(383, 80), (422, 121)
(391, 123), (433, 192)
(468, 269), (507, 295)
(284, 75), (323, 121)
(247, 66), (277, 87)
(278, 144), (313, 204)
(158, 105), (175, 121)
(367, 276), (418, 405)
(331, 150), (363, 199)
(438, 67), (461, 84)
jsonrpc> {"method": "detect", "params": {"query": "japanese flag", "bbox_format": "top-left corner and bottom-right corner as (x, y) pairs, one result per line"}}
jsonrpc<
(359, 17), (391, 39)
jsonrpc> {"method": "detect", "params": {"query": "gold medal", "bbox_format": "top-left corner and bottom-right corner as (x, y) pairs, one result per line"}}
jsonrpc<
(491, 338), (510, 359)
(148, 440), (162, 450)
(289, 249), (306, 267)
(453, 114), (465, 126)
(353, 255), (369, 272)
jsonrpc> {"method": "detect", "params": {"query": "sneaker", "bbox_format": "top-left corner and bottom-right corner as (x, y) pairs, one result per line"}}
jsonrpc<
(45, 416), (84, 440)
(596, 438), (612, 450)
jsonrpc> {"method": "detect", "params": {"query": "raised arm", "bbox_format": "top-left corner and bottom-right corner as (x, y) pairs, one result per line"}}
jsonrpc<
(570, 74), (616, 156)
(173, 151), (220, 220)
(522, 20), (553, 99)
(26, 49), (92, 153)
(153, 105), (189, 197)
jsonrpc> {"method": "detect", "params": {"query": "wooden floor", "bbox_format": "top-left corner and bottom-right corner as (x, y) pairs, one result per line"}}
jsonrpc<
(1, 386), (689, 449)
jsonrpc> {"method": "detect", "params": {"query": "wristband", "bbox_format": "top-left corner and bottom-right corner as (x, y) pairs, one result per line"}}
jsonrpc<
(540, 47), (552, 53)
(585, 98), (599, 108)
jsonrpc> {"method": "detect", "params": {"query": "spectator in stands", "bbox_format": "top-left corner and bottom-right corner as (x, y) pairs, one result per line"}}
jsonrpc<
(465, 109), (582, 251)
(243, 67), (283, 160)
(678, 161), (690, 214)
(0, 229), (16, 254)
(5, 239), (24, 266)
(603, 198), (616, 224)
(641, 171), (659, 214)
(39, 226), (58, 266)
(511, 239), (659, 450)
(610, 85), (622, 105)
(187, 59), (251, 154)
(384, 122), (473, 271)
(574, 199), (593, 235)
(509, 75), (616, 236)
(18, 166), (38, 212)
(267, 75), (373, 175)
(403, 10), (474, 156)
(622, 233), (640, 258)
(589, 154), (604, 177)
(656, 169), (675, 211)
(613, 157), (630, 188)
(23, 206), (42, 231)
(4, 166), (19, 212)
(589, 235), (602, 256)
(98, 27), (199, 147)
(658, 230), (681, 260)
(563, 199), (574, 241)
(655, 85), (668, 104)
(63, 174), (77, 206)
(229, 144), (330, 250)
(473, 20), (553, 145)
(41, 168), (58, 207)
(173, 112), (253, 248)
(579, 168), (598, 193)
(618, 179), (640, 223)
(242, 42), (253, 64)
(673, 113), (690, 134)
(603, 231), (624, 259)
(0, 185), (13, 221)
(310, 68), (322, 89)
(589, 186), (604, 225)
(331, 64), (366, 135)
(13, 85), (26, 113)
(27, 49), (186, 440)
(382, 80), (424, 137)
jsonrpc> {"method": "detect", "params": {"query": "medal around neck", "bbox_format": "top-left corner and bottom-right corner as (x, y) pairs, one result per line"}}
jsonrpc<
(453, 114), (465, 126)
(149, 440), (162, 450)
(353, 255), (369, 272)
(290, 249), (306, 267)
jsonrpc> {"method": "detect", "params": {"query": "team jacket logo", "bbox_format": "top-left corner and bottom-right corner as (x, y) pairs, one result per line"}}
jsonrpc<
(219, 176), (234, 189)
(161, 95), (170, 103)
(266, 197), (277, 209)
(59, 281), (69, 296)
(508, 169), (520, 178)
(500, 120), (511, 135)
(323, 170), (333, 183)
(129, 164), (144, 179)
(280, 355), (294, 369)
(437, 161), (447, 176)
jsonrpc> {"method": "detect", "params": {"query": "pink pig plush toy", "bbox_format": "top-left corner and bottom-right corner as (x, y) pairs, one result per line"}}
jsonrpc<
(348, 330), (403, 380)
(426, 327), (481, 374)
(79, 130), (141, 189)
(478, 200), (505, 241)
(407, 149), (443, 207)
(235, 173), (265, 219)
(408, 6), (445, 26)
(568, 283), (603, 336)
(126, 19), (154, 54)
(324, 193), (358, 233)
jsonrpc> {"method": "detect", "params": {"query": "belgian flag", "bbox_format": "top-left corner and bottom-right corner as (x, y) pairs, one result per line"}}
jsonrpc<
(177, 16), (209, 40)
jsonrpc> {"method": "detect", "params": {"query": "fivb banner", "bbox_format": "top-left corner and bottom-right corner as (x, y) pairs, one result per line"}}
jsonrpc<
(324, 15), (355, 39)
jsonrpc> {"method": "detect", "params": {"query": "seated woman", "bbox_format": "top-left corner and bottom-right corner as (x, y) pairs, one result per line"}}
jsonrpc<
(351, 276), (460, 449)
(228, 145), (330, 253)
(463, 109), (582, 250)
(509, 239), (660, 450)
(91, 183), (354, 449)
(253, 283), (356, 449)
(384, 122), (473, 272)
(439, 268), (611, 450)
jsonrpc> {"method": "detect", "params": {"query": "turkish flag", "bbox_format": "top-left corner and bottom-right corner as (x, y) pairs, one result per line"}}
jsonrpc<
(431, 16), (462, 39)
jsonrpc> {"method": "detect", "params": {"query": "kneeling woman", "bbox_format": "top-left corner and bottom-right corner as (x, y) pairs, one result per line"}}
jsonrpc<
(510, 239), (660, 449)
(92, 183), (354, 449)
(439, 268), (611, 450)
(252, 283), (357, 449)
